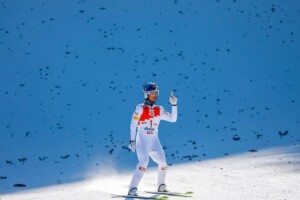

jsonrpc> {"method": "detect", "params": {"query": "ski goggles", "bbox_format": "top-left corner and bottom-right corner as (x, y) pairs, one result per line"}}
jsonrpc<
(147, 90), (159, 97)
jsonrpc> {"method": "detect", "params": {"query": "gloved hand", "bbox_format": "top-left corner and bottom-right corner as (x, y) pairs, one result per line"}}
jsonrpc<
(169, 90), (177, 106)
(128, 141), (136, 152)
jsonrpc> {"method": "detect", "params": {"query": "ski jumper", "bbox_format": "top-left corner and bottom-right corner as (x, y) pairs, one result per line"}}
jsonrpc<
(129, 103), (177, 191)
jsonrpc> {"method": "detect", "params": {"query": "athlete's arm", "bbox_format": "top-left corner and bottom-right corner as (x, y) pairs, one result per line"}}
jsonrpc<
(161, 91), (178, 122)
(130, 105), (143, 141)
(161, 105), (177, 122)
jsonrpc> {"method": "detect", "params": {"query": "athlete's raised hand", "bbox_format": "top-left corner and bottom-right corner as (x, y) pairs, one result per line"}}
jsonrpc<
(169, 90), (177, 106)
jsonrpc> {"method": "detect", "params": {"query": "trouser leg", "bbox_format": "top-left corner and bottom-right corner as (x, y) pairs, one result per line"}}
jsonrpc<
(149, 142), (167, 188)
(157, 165), (167, 187)
(128, 138), (149, 192)
(128, 161), (148, 191)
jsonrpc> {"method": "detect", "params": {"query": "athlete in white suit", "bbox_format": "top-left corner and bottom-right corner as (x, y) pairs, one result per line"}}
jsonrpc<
(128, 82), (178, 195)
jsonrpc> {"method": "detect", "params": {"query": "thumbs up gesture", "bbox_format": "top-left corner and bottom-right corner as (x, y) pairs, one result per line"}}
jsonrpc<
(169, 90), (177, 106)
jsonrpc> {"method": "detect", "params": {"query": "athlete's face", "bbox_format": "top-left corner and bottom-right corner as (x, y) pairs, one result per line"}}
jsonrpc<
(148, 90), (159, 102)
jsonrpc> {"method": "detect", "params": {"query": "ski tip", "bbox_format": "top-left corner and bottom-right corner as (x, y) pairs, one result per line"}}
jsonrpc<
(157, 196), (169, 200)
(185, 191), (194, 195)
(170, 90), (173, 96)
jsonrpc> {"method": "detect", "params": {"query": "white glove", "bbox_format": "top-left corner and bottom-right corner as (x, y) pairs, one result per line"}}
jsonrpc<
(169, 90), (177, 106)
(128, 141), (136, 152)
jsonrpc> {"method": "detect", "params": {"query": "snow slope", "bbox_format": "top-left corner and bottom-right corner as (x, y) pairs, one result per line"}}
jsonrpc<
(0, 0), (300, 199)
(2, 145), (300, 200)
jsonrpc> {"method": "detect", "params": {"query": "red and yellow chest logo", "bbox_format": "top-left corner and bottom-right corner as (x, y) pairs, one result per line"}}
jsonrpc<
(138, 106), (160, 125)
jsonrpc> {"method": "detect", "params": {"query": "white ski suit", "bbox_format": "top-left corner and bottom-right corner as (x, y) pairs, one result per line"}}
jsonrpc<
(128, 103), (177, 191)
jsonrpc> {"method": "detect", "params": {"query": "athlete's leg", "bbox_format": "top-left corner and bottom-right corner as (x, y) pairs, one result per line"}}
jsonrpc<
(128, 135), (150, 193)
(149, 138), (167, 190)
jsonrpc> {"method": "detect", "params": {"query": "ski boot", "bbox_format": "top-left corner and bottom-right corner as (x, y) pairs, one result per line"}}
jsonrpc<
(158, 184), (169, 192)
(128, 187), (138, 196)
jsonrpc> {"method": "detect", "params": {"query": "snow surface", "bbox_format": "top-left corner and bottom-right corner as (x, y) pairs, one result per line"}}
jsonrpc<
(1, 0), (300, 200)
(2, 146), (300, 200)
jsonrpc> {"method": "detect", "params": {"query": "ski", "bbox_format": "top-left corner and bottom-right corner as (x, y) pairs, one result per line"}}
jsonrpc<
(111, 194), (168, 199)
(144, 191), (193, 197)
